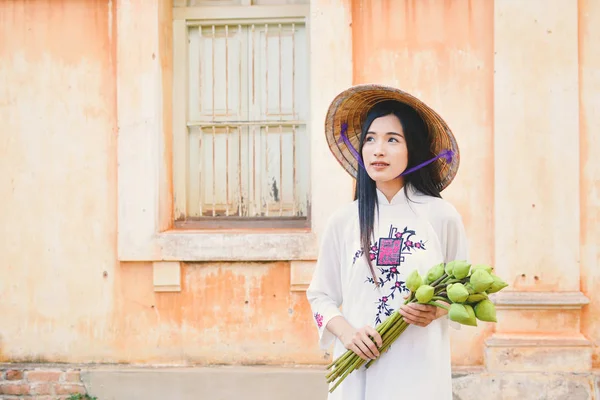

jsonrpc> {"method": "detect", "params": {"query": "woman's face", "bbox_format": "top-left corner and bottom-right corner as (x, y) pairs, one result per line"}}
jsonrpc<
(361, 113), (409, 184)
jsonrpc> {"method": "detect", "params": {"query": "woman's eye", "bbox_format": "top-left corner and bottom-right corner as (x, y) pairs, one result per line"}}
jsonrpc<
(388, 137), (399, 143)
(365, 137), (374, 142)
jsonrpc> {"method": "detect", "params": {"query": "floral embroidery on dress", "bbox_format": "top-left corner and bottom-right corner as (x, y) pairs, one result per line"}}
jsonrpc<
(314, 312), (324, 328)
(358, 225), (427, 324)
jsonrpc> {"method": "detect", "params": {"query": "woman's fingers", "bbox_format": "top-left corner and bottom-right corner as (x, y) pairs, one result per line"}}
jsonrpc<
(364, 326), (383, 348)
(359, 330), (380, 358)
(349, 343), (370, 361)
(399, 304), (436, 326)
(352, 338), (375, 360)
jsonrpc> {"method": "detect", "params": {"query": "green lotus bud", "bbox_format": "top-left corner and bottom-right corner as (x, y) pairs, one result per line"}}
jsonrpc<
(448, 303), (476, 326)
(486, 274), (509, 294)
(405, 269), (423, 292)
(470, 269), (494, 293)
(447, 282), (469, 303)
(447, 260), (471, 279)
(444, 262), (454, 276)
(471, 264), (494, 274)
(463, 304), (478, 326)
(415, 285), (435, 304)
(425, 263), (445, 284)
(466, 293), (489, 304)
(474, 299), (497, 322)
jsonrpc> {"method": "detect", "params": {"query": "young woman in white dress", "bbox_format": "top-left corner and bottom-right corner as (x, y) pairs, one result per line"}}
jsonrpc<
(307, 84), (468, 400)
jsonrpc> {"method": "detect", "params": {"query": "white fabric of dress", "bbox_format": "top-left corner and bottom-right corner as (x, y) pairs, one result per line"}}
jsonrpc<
(307, 185), (469, 400)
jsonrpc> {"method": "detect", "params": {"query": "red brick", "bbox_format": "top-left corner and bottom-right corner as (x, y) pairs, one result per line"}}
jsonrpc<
(31, 382), (53, 395)
(0, 382), (31, 395)
(54, 384), (86, 395)
(6, 369), (24, 380)
(26, 370), (62, 382)
(63, 370), (81, 382)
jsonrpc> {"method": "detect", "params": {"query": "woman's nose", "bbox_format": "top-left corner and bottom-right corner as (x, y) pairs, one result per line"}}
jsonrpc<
(373, 142), (384, 156)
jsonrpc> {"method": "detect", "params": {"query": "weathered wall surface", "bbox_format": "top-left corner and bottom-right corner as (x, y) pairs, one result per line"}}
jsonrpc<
(0, 0), (598, 381)
(580, 0), (600, 368)
(0, 0), (118, 361)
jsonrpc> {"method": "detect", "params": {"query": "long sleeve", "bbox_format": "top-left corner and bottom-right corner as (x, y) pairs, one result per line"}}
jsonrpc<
(306, 215), (344, 350)
(442, 210), (469, 265)
(440, 206), (470, 330)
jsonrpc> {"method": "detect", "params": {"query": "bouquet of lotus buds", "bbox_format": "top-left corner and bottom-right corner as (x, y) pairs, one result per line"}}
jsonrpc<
(325, 260), (509, 393)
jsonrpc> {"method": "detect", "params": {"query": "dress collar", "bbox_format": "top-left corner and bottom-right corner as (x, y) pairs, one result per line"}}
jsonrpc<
(376, 184), (417, 206)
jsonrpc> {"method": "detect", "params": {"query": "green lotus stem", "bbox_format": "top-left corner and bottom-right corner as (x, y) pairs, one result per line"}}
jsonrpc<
(431, 296), (448, 302)
(327, 312), (401, 372)
(330, 356), (366, 386)
(430, 273), (448, 287)
(327, 290), (421, 389)
(329, 362), (355, 393)
(428, 300), (450, 311)
(380, 319), (406, 344)
(326, 350), (352, 370)
(365, 322), (410, 369)
(327, 354), (357, 381)
(376, 313), (398, 336)
(434, 276), (458, 291)
(378, 319), (408, 351)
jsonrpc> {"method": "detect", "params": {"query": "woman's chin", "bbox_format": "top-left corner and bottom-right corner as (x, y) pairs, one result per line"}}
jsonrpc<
(368, 173), (404, 185)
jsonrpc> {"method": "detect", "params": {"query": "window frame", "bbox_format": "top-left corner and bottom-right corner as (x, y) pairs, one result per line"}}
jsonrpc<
(172, 4), (311, 230)
(117, 1), (317, 262)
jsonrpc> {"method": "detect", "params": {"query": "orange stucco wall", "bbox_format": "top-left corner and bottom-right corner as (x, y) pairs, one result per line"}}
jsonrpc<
(579, 0), (600, 367)
(0, 0), (119, 361)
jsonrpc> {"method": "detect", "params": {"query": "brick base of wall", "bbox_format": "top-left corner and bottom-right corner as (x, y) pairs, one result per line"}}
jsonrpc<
(0, 365), (88, 400)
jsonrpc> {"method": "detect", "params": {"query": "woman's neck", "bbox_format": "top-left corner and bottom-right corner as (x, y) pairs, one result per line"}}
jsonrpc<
(376, 178), (405, 202)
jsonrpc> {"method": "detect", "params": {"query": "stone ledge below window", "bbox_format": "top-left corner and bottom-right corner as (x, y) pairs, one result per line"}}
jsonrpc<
(119, 231), (318, 262)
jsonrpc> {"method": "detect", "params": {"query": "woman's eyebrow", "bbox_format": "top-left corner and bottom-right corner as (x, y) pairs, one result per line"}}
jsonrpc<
(366, 131), (404, 137)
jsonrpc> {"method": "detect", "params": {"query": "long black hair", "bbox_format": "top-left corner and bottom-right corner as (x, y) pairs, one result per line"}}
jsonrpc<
(354, 100), (442, 285)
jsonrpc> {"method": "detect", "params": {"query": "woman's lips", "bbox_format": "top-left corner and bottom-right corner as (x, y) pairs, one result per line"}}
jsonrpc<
(371, 162), (389, 170)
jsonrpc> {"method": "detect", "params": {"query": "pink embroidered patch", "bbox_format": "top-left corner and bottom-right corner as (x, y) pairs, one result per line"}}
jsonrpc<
(314, 312), (323, 328)
(377, 238), (403, 266)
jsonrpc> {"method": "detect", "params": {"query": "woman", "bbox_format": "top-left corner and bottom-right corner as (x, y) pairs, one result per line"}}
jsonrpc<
(307, 84), (468, 399)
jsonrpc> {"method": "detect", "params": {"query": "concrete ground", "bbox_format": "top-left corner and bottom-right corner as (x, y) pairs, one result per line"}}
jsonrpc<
(82, 365), (330, 400)
(80, 365), (600, 400)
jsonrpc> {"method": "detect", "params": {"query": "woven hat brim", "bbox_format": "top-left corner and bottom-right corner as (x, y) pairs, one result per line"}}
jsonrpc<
(324, 84), (460, 192)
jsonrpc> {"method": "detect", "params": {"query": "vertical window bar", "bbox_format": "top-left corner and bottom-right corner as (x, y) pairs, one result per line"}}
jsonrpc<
(212, 25), (216, 120)
(225, 25), (230, 217)
(265, 24), (268, 117)
(292, 124), (297, 216)
(292, 24), (297, 216)
(253, 125), (258, 216)
(265, 125), (269, 216)
(212, 125), (216, 216)
(226, 125), (230, 216)
(292, 23), (296, 119)
(238, 127), (242, 217)
(251, 25), (255, 106)
(278, 24), (282, 117)
(239, 25), (243, 216)
(225, 24), (229, 117)
(198, 27), (203, 122)
(279, 124), (283, 216)
(212, 25), (216, 216)
(199, 130), (203, 216)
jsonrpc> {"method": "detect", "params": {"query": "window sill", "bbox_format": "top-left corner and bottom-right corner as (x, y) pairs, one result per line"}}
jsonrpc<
(119, 229), (318, 262)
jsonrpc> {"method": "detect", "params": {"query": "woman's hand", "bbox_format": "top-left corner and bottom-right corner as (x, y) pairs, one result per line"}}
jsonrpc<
(399, 302), (447, 327)
(339, 325), (383, 361)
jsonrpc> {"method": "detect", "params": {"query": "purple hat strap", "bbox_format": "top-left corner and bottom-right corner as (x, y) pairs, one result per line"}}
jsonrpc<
(337, 122), (454, 178)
